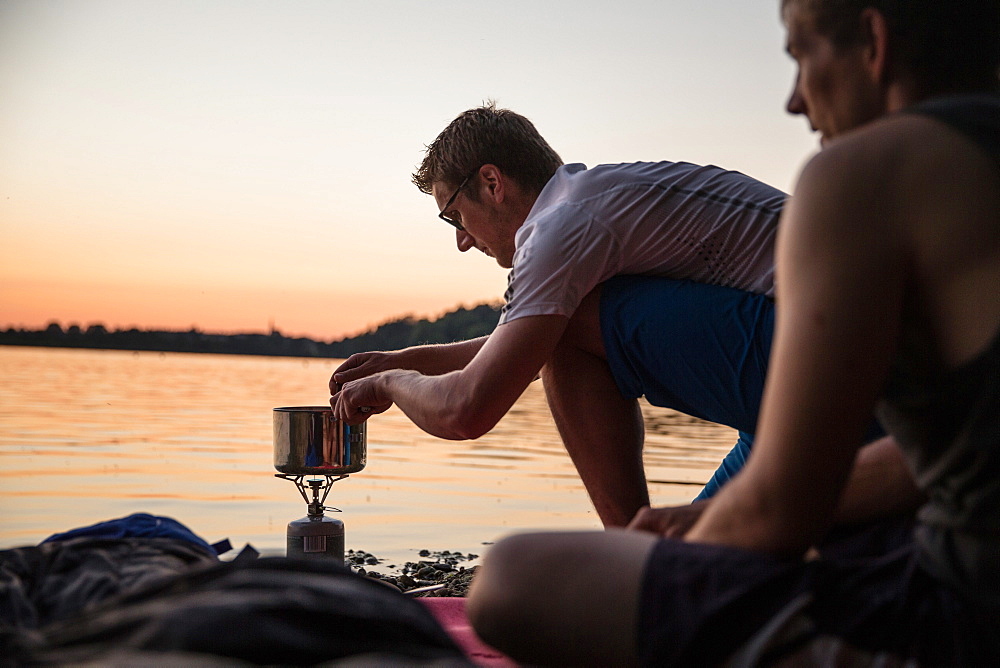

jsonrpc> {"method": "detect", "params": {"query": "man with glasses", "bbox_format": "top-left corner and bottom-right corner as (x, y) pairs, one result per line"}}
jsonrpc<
(331, 103), (896, 530)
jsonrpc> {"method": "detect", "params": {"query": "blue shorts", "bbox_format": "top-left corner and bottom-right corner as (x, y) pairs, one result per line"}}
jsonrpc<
(600, 276), (774, 496)
(600, 275), (774, 434)
(600, 275), (884, 499)
(695, 431), (753, 501)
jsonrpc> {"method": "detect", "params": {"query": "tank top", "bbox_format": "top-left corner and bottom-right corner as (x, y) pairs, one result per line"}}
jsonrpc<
(876, 93), (1000, 607)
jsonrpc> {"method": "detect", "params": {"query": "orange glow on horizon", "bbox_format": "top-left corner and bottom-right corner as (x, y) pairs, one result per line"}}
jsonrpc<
(1, 278), (502, 341)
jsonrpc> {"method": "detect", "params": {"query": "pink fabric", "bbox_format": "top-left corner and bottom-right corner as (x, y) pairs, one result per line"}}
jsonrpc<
(418, 597), (518, 667)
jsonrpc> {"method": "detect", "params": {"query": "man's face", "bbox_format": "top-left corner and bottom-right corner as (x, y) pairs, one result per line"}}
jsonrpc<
(782, 2), (884, 145)
(432, 179), (516, 269)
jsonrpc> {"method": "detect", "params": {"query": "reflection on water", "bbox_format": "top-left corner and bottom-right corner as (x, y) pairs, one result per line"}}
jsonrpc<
(0, 346), (735, 566)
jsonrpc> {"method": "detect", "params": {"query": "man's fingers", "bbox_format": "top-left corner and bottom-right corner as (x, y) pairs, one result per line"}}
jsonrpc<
(333, 353), (368, 376)
(626, 505), (656, 533)
(627, 505), (696, 538)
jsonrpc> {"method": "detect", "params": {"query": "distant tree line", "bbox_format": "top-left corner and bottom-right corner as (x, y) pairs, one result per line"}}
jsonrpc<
(0, 302), (503, 359)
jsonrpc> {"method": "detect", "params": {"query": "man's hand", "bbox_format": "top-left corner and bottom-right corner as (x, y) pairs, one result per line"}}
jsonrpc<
(331, 373), (394, 425)
(331, 351), (397, 391)
(627, 500), (709, 538)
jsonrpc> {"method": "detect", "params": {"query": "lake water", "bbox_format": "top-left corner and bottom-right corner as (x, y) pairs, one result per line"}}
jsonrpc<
(0, 345), (736, 567)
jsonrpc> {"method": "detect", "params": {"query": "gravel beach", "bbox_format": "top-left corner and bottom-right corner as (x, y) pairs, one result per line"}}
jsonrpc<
(346, 548), (481, 597)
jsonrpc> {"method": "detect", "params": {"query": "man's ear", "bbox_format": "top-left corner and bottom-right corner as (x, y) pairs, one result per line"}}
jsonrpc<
(859, 7), (890, 85)
(478, 164), (505, 203)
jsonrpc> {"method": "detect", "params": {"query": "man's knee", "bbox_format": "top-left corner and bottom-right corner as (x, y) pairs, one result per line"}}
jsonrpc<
(467, 533), (555, 652)
(469, 530), (656, 665)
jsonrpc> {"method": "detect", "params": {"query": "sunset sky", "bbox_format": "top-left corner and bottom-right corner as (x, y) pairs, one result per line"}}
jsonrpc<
(0, 0), (817, 341)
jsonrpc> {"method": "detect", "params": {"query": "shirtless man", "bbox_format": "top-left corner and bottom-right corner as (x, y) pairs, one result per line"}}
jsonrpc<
(466, 2), (1000, 665)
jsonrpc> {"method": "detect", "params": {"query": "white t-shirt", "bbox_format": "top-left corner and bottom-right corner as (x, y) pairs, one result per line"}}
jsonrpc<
(499, 161), (786, 325)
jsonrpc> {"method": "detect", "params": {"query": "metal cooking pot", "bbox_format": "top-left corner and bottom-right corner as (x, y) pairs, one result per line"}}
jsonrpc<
(273, 406), (367, 475)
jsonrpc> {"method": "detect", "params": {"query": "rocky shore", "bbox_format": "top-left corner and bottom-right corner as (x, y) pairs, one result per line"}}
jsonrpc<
(346, 548), (481, 597)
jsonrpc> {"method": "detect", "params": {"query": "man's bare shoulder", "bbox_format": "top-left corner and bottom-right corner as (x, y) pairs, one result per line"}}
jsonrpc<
(787, 108), (1000, 366)
(795, 112), (997, 223)
(786, 124), (906, 237)
(803, 115), (942, 177)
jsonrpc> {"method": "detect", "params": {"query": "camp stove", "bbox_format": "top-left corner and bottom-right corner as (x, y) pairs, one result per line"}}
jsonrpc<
(273, 406), (367, 561)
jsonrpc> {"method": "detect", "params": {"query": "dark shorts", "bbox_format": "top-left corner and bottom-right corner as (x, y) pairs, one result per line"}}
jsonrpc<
(635, 518), (999, 666)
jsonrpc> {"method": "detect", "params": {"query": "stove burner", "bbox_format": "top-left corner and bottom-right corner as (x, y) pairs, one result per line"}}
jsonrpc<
(276, 473), (348, 561)
(275, 473), (347, 517)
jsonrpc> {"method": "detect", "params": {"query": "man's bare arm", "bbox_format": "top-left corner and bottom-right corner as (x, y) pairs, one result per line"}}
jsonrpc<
(332, 336), (489, 388)
(333, 315), (568, 440)
(628, 436), (922, 539)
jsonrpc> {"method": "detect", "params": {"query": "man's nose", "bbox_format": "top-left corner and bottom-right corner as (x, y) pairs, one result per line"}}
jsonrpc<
(786, 77), (806, 115)
(456, 229), (476, 253)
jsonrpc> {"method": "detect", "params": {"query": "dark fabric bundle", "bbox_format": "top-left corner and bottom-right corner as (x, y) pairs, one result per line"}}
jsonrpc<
(1, 529), (469, 665)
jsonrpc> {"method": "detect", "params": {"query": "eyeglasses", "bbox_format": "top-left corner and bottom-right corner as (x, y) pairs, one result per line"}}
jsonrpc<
(438, 170), (477, 230)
